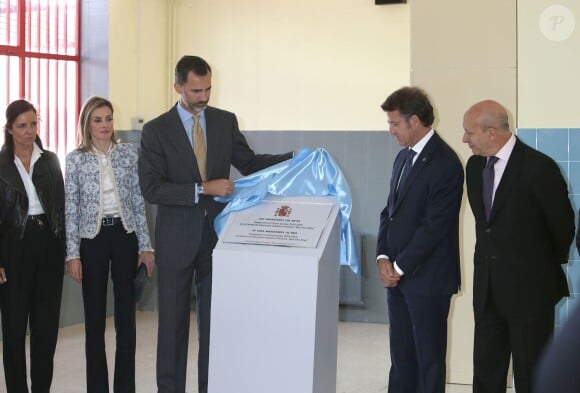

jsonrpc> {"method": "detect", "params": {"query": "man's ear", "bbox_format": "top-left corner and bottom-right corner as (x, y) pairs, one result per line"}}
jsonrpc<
(410, 114), (420, 127)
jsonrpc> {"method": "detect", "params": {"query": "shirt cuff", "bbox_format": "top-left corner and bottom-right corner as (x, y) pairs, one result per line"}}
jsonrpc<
(393, 262), (404, 276)
(195, 182), (201, 204)
(376, 254), (405, 276)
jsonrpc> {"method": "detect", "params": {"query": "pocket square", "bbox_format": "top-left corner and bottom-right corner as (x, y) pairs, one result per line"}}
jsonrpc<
(133, 263), (149, 303)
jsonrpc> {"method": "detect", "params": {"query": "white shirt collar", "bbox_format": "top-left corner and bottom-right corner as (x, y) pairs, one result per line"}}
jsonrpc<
(494, 133), (516, 162)
(32, 142), (43, 159)
(410, 128), (435, 157)
(15, 142), (44, 167)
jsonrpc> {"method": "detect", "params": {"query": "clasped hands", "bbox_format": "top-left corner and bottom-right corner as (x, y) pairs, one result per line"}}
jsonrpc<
(377, 258), (401, 288)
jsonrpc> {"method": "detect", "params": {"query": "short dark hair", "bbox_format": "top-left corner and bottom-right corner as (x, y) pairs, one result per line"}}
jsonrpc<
(381, 86), (435, 127)
(174, 55), (212, 85)
(2, 99), (44, 157)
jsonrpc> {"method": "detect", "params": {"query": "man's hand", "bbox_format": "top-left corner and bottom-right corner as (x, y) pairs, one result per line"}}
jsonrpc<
(377, 258), (401, 288)
(202, 179), (234, 198)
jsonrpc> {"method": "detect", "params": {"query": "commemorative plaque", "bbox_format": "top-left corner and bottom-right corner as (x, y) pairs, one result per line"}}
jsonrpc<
(221, 200), (333, 248)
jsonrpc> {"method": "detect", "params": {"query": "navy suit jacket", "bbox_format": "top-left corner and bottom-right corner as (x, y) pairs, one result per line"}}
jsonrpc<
(466, 138), (574, 317)
(376, 132), (464, 295)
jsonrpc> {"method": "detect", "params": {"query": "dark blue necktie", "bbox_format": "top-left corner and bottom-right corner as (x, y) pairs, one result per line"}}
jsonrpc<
(396, 149), (416, 199)
(483, 156), (499, 220)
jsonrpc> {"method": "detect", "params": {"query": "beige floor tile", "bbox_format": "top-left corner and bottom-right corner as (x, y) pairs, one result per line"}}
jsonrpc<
(0, 311), (515, 392)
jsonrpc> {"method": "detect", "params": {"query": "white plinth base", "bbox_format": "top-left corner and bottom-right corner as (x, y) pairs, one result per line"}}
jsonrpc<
(208, 197), (340, 393)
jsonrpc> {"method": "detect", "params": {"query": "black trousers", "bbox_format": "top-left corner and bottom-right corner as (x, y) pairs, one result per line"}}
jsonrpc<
(473, 287), (554, 393)
(80, 221), (138, 393)
(0, 217), (64, 393)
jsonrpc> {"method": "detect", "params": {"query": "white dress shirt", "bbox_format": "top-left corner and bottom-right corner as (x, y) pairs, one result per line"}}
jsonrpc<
(14, 143), (45, 215)
(489, 133), (516, 204)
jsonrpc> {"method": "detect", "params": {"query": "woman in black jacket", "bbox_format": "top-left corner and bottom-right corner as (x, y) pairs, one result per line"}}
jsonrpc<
(0, 99), (65, 393)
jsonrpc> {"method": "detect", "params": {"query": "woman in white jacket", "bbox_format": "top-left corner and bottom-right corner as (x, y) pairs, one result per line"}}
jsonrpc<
(65, 96), (154, 393)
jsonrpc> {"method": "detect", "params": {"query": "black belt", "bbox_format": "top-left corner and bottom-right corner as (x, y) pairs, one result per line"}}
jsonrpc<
(102, 216), (122, 227)
(28, 214), (48, 228)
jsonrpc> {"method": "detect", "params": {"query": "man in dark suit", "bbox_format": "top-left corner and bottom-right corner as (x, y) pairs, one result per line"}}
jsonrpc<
(376, 86), (464, 393)
(462, 100), (575, 393)
(533, 215), (580, 393)
(138, 55), (293, 393)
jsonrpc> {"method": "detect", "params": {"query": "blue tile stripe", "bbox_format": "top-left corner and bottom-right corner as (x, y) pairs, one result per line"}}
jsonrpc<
(517, 128), (580, 327)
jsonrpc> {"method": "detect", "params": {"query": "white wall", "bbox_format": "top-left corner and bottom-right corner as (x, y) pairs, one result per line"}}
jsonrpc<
(518, 1), (580, 127)
(109, 0), (410, 132)
(410, 0), (517, 384)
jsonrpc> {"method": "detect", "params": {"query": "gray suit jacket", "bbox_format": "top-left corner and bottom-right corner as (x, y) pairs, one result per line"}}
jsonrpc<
(138, 104), (292, 268)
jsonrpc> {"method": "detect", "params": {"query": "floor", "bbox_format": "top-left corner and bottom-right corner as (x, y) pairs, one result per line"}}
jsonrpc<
(0, 311), (514, 393)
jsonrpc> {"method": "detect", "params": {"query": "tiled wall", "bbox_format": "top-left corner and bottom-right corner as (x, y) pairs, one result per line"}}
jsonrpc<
(118, 129), (400, 324)
(517, 128), (580, 330)
(241, 130), (399, 323)
(119, 128), (580, 330)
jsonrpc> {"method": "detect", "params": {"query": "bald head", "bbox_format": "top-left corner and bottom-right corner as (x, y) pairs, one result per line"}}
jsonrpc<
(465, 100), (510, 133)
(462, 100), (512, 156)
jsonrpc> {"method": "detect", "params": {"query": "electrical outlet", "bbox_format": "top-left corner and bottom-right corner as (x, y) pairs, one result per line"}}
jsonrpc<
(131, 117), (144, 131)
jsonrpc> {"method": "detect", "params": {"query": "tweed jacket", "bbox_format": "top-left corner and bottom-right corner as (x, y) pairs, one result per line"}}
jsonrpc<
(65, 143), (152, 260)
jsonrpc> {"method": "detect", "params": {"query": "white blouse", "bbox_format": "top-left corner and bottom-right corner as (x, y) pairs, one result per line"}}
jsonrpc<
(92, 144), (121, 217)
(14, 143), (45, 215)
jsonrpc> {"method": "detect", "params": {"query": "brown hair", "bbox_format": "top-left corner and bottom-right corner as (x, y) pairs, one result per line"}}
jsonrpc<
(2, 99), (44, 158)
(77, 96), (118, 152)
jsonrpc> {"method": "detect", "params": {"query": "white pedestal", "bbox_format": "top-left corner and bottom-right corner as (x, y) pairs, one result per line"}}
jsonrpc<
(208, 196), (341, 393)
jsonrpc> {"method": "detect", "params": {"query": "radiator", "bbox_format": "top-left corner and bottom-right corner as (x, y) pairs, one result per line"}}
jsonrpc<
(339, 235), (365, 306)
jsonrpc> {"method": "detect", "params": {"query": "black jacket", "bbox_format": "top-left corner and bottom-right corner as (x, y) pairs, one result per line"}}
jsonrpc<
(466, 139), (574, 317)
(0, 145), (65, 267)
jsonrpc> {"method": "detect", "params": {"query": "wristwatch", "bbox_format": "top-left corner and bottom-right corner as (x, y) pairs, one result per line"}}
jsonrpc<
(197, 183), (204, 195)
